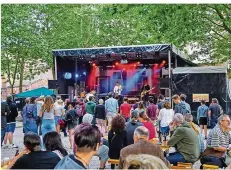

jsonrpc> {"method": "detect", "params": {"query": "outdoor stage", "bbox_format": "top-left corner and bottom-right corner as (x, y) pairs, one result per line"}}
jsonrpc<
(52, 44), (196, 103)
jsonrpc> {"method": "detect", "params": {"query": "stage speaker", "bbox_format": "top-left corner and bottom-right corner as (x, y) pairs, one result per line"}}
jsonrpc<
(159, 78), (170, 88)
(48, 80), (59, 89)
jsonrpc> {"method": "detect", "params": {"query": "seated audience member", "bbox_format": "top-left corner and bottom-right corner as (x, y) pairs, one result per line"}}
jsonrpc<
(125, 110), (143, 145)
(205, 115), (231, 166)
(81, 114), (109, 169)
(55, 123), (101, 169)
(158, 101), (174, 141)
(167, 113), (200, 165)
(124, 154), (168, 169)
(95, 99), (107, 136)
(138, 111), (156, 139)
(8, 132), (60, 169)
(108, 115), (127, 169)
(120, 97), (132, 122)
(184, 114), (204, 154)
(43, 131), (68, 159)
(146, 99), (158, 122)
(118, 126), (170, 169)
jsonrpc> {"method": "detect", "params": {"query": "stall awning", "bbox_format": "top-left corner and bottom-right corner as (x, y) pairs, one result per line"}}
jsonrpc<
(15, 87), (55, 98)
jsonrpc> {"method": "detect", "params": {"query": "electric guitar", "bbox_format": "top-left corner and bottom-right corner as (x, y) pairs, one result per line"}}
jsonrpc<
(141, 87), (155, 98)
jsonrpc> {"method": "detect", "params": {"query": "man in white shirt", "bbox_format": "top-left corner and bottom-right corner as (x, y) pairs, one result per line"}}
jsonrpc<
(113, 82), (122, 96)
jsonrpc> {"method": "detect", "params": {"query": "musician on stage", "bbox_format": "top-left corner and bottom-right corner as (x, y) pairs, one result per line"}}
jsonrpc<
(113, 82), (122, 96)
(141, 79), (150, 104)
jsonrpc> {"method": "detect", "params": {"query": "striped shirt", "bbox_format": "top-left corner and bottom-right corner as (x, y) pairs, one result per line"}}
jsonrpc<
(207, 125), (231, 148)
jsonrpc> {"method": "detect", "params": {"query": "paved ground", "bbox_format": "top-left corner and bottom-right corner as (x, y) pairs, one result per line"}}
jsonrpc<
(1, 121), (111, 169)
(1, 121), (206, 169)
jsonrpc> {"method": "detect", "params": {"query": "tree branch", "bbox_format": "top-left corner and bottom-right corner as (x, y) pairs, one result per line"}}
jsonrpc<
(211, 29), (227, 39)
(213, 6), (231, 34)
(203, 16), (224, 30)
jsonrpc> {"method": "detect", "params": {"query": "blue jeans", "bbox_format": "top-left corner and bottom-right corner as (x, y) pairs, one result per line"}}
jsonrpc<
(54, 116), (62, 126)
(24, 120), (38, 134)
(210, 117), (218, 129)
(41, 119), (56, 136)
(1, 127), (6, 146)
(6, 122), (16, 133)
(166, 152), (185, 165)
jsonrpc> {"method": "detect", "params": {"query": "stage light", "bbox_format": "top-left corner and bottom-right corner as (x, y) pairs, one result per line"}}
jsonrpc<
(162, 60), (166, 64)
(133, 64), (137, 67)
(92, 63), (96, 67)
(83, 72), (86, 76)
(123, 68), (126, 71)
(137, 61), (140, 65)
(112, 65), (115, 68)
(75, 74), (79, 78)
(64, 72), (72, 79)
(115, 62), (119, 65)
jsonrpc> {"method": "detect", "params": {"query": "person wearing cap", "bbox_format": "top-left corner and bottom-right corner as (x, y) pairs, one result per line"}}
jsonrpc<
(167, 113), (200, 165)
(125, 110), (143, 145)
(3, 95), (18, 149)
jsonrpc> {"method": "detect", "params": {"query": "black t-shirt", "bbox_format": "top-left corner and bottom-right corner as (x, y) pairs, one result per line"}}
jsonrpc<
(11, 151), (60, 169)
(69, 154), (87, 169)
(209, 103), (221, 118)
(6, 101), (18, 123)
(95, 104), (106, 119)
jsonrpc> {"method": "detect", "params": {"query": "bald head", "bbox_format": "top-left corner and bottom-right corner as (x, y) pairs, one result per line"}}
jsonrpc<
(134, 126), (149, 142)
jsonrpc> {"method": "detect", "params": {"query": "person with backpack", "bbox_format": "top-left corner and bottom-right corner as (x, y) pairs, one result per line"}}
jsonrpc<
(75, 98), (85, 124)
(180, 94), (191, 114)
(197, 100), (209, 139)
(64, 104), (79, 149)
(22, 97), (38, 134)
(3, 95), (18, 149)
(172, 95), (188, 115)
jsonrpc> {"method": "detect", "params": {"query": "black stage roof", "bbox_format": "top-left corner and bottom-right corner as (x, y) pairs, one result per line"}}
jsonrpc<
(52, 44), (196, 66)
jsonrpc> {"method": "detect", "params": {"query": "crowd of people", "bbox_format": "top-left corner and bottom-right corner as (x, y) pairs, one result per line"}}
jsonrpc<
(1, 92), (231, 169)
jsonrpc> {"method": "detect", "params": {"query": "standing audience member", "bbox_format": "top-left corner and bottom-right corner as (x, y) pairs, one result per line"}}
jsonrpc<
(54, 99), (65, 134)
(36, 96), (44, 116)
(55, 123), (101, 169)
(184, 114), (204, 155)
(39, 96), (56, 136)
(43, 131), (68, 159)
(133, 98), (140, 110)
(119, 126), (170, 169)
(123, 154), (168, 169)
(135, 101), (146, 115)
(205, 115), (231, 167)
(105, 92), (119, 129)
(158, 101), (174, 141)
(1, 101), (10, 146)
(180, 94), (191, 114)
(108, 115), (127, 169)
(120, 97), (132, 122)
(76, 98), (86, 124)
(3, 95), (18, 148)
(146, 99), (158, 122)
(65, 104), (78, 149)
(208, 98), (221, 128)
(22, 97), (38, 134)
(172, 95), (188, 114)
(167, 113), (200, 165)
(86, 96), (96, 124)
(138, 111), (156, 140)
(197, 100), (209, 139)
(157, 94), (165, 110)
(125, 110), (143, 145)
(95, 99), (107, 136)
(8, 132), (60, 169)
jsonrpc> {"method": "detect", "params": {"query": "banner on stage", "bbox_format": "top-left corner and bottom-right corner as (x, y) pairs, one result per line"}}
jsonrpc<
(192, 94), (209, 102)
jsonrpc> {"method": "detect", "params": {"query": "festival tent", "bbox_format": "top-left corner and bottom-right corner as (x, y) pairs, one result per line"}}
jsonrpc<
(15, 87), (55, 98)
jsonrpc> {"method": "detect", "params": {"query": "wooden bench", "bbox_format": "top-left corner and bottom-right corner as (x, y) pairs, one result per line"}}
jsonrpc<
(108, 159), (119, 165)
(177, 162), (192, 168)
(202, 164), (219, 169)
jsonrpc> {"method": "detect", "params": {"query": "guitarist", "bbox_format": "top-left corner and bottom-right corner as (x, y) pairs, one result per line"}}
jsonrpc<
(113, 82), (123, 96)
(141, 80), (150, 104)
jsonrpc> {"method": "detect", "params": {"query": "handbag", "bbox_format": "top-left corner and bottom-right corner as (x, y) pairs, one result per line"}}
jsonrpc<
(202, 148), (225, 158)
(58, 119), (65, 128)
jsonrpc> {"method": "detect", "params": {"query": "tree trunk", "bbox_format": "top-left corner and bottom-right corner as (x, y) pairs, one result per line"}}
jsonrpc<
(10, 85), (14, 94)
(19, 57), (25, 93)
